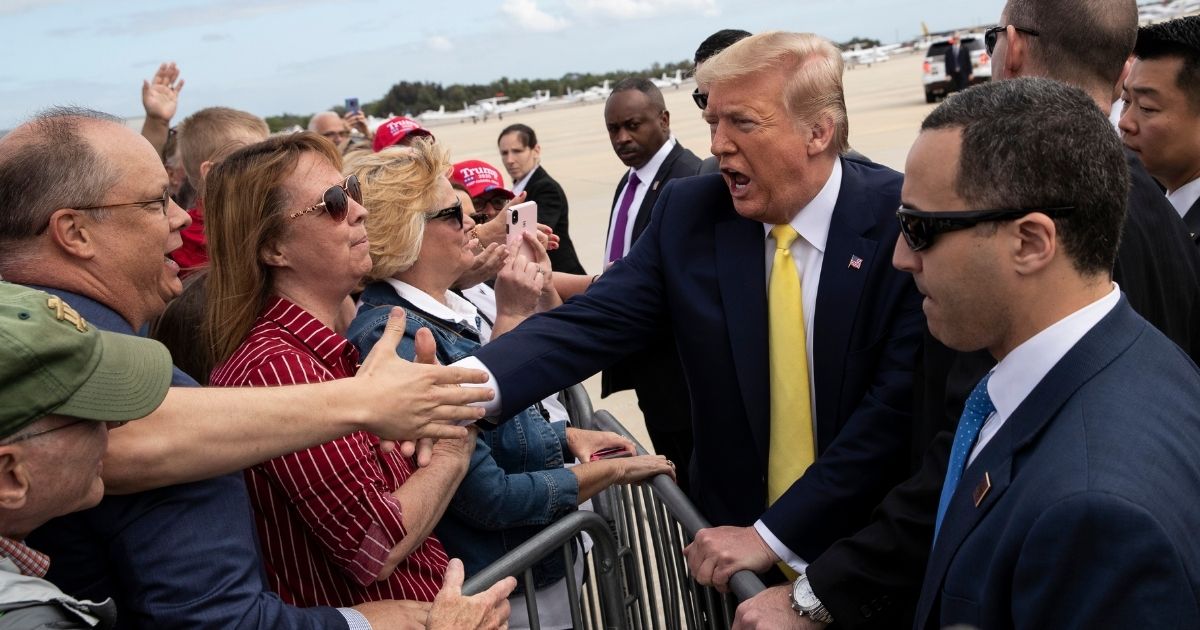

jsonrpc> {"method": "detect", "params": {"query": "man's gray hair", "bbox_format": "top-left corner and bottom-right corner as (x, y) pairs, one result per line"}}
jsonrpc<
(922, 78), (1129, 275)
(0, 107), (123, 250)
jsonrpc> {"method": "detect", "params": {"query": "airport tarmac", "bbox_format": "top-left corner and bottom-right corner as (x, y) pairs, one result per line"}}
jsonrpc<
(429, 52), (934, 448)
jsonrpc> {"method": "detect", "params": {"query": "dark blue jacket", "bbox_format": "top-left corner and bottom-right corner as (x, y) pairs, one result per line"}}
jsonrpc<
(349, 282), (578, 587)
(25, 288), (346, 630)
(915, 299), (1200, 629)
(472, 158), (924, 561)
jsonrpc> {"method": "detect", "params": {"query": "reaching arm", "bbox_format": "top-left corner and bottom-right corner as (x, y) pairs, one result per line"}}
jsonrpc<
(140, 62), (183, 158)
(381, 432), (475, 578)
(103, 308), (489, 494)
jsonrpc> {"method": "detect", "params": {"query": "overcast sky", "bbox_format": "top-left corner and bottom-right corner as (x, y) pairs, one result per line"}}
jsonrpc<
(0, 0), (1005, 129)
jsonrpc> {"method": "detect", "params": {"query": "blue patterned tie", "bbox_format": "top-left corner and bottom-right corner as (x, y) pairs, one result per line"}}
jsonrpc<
(933, 373), (996, 542)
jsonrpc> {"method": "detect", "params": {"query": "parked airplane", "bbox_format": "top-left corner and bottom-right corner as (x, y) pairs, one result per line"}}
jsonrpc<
(842, 43), (902, 68)
(565, 80), (612, 103)
(650, 69), (684, 90)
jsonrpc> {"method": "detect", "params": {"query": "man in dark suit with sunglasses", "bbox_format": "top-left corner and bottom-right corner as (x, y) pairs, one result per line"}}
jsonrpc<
(897, 77), (1200, 630)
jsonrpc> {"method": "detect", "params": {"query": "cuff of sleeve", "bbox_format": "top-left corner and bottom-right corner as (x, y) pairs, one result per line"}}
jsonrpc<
(753, 519), (809, 574)
(339, 607), (373, 630)
(453, 356), (503, 423)
(542, 465), (581, 515)
(551, 420), (570, 458)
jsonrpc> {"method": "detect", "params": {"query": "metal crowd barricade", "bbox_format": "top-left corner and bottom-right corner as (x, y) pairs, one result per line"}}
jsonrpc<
(461, 384), (766, 629)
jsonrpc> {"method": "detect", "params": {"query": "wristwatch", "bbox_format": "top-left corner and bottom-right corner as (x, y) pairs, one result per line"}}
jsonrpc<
(790, 573), (834, 624)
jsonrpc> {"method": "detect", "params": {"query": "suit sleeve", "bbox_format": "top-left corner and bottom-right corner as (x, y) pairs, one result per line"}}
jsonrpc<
(1010, 493), (1196, 629)
(472, 180), (678, 418)
(805, 431), (950, 629)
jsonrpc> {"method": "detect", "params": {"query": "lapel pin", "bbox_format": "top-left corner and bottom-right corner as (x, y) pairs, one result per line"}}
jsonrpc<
(973, 472), (992, 507)
(848, 255), (863, 270)
(652, 181), (660, 191)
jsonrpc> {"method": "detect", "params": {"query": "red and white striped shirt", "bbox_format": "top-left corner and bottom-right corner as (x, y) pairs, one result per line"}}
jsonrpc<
(210, 297), (448, 606)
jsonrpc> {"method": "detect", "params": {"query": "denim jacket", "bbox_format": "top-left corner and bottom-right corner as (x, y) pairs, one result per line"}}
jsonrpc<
(348, 281), (579, 587)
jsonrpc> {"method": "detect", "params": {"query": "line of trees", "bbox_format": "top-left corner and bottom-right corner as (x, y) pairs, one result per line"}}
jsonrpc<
(266, 59), (693, 132)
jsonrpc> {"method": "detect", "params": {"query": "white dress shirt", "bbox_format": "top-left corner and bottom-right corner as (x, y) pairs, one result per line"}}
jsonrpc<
(604, 137), (678, 264)
(970, 284), (1120, 466)
(1167, 177), (1200, 221)
(511, 164), (538, 195)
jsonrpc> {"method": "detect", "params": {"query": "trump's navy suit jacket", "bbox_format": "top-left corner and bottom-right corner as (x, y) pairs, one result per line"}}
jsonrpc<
(473, 157), (924, 560)
(916, 298), (1200, 629)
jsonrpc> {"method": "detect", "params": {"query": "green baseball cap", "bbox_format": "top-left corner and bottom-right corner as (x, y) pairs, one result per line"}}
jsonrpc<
(0, 283), (173, 438)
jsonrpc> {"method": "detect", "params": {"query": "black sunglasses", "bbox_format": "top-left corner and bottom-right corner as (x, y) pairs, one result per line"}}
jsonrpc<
(472, 195), (508, 213)
(983, 25), (1040, 56)
(288, 175), (361, 222)
(427, 201), (464, 229)
(896, 205), (1074, 252)
(692, 88), (707, 110)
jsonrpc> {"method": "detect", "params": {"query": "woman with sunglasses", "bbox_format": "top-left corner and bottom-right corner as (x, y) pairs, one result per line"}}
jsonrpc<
(345, 139), (675, 628)
(203, 132), (471, 609)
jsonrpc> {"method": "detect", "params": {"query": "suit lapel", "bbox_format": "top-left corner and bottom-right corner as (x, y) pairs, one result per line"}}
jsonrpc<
(812, 160), (880, 446)
(1185, 197), (1200, 244)
(913, 299), (1144, 628)
(631, 144), (686, 241)
(714, 212), (771, 462)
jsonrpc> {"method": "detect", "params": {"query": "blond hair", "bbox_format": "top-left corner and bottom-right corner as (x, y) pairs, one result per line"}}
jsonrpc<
(203, 132), (342, 367)
(695, 31), (849, 154)
(344, 138), (450, 281)
(177, 107), (270, 195)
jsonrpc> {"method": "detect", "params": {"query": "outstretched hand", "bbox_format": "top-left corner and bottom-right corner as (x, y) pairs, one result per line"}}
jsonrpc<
(142, 62), (184, 122)
(354, 307), (492, 444)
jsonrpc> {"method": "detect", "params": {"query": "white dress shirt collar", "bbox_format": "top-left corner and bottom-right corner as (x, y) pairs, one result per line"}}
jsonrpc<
(384, 278), (482, 335)
(1166, 176), (1200, 220)
(511, 164), (539, 195)
(985, 285), (1121, 434)
(761, 158), (842, 253)
(631, 136), (677, 184)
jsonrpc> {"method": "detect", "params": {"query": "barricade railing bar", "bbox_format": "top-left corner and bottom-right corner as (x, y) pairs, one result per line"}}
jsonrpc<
(462, 385), (766, 628)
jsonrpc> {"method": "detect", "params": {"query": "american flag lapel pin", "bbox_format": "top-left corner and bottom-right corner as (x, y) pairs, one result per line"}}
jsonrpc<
(848, 255), (863, 270)
(973, 472), (992, 507)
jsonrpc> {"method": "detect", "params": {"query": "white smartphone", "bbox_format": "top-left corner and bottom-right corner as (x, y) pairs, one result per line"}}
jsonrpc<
(504, 201), (539, 261)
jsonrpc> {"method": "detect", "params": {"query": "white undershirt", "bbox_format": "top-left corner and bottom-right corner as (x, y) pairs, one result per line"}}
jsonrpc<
(511, 164), (538, 195)
(1166, 177), (1200, 221)
(970, 284), (1120, 466)
(604, 137), (677, 264)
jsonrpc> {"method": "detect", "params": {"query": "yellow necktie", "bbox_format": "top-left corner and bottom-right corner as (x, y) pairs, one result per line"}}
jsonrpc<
(767, 225), (815, 509)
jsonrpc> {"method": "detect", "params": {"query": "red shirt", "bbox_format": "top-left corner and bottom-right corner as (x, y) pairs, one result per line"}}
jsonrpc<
(209, 297), (448, 606)
(171, 200), (208, 277)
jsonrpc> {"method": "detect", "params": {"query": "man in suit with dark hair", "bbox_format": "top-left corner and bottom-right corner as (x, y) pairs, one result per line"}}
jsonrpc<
(461, 31), (924, 602)
(601, 77), (702, 490)
(900, 77), (1200, 629)
(497, 124), (586, 274)
(944, 34), (973, 92)
(1120, 15), (1200, 243)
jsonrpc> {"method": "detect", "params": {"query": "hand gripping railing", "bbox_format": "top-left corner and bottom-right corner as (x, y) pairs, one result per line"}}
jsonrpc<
(464, 385), (766, 628)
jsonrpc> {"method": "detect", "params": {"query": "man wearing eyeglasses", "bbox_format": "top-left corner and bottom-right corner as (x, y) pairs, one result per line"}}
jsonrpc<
(0, 108), (497, 629)
(0, 283), (173, 629)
